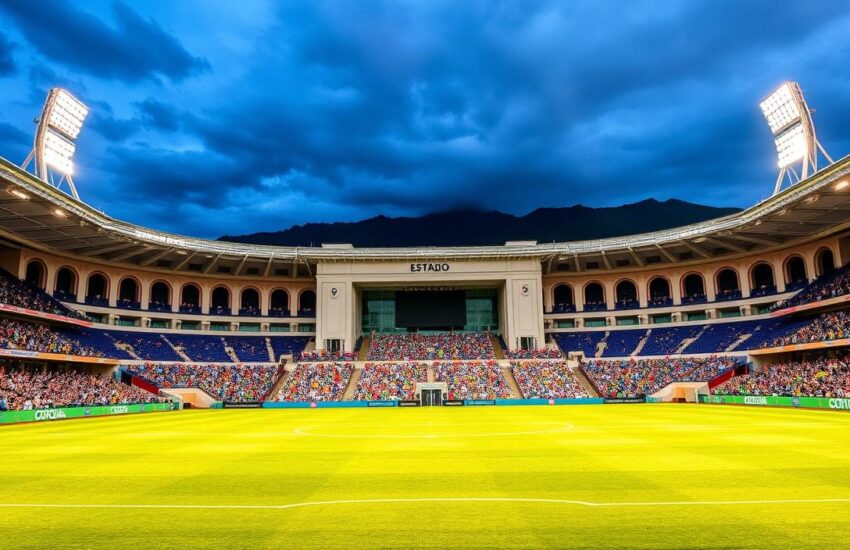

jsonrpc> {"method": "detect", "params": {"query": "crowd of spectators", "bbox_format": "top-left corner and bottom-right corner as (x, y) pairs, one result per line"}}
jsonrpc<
(432, 361), (511, 400)
(504, 348), (562, 360)
(510, 361), (588, 399)
(0, 319), (104, 357)
(367, 332), (495, 360)
(354, 362), (425, 400)
(778, 264), (850, 309)
(277, 362), (353, 402)
(584, 357), (739, 398)
(129, 363), (279, 402)
(0, 366), (163, 411)
(300, 350), (358, 362)
(770, 310), (850, 347)
(713, 357), (850, 398)
(0, 269), (82, 318)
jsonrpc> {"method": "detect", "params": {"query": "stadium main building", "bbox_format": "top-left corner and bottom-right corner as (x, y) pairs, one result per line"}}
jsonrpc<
(1, 84), (850, 415)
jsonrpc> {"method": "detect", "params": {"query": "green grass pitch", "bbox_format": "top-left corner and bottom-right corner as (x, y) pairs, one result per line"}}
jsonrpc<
(2, 404), (850, 548)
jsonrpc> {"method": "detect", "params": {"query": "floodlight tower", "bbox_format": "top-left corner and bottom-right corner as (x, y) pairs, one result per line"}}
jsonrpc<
(21, 88), (90, 200)
(759, 82), (832, 195)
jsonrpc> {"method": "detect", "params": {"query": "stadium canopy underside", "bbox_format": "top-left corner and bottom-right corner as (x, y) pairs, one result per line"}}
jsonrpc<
(1, 155), (850, 278)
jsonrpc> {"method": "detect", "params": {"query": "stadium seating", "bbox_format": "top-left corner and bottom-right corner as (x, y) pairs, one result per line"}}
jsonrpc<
(268, 336), (311, 361)
(128, 363), (280, 402)
(0, 268), (83, 318)
(553, 331), (606, 357)
(432, 361), (511, 400)
(0, 319), (107, 357)
(226, 336), (272, 362)
(277, 363), (353, 401)
(713, 357), (849, 398)
(504, 348), (563, 359)
(111, 331), (182, 362)
(354, 362), (425, 400)
(640, 326), (702, 356)
(776, 263), (850, 308)
(601, 329), (646, 357)
(170, 335), (231, 362)
(366, 332), (495, 360)
(584, 357), (741, 397)
(510, 361), (588, 399)
(0, 365), (163, 410)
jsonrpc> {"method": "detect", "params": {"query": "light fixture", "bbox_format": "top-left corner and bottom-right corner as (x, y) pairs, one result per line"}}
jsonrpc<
(760, 81), (833, 195)
(20, 88), (90, 200)
(835, 180), (849, 191)
(10, 189), (29, 200)
(53, 208), (67, 218)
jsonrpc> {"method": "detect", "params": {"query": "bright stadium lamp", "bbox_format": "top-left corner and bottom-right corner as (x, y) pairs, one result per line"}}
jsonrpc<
(759, 81), (832, 195)
(21, 88), (90, 200)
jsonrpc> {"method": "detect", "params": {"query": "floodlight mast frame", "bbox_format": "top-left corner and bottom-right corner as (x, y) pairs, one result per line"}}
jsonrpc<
(21, 88), (84, 201)
(766, 82), (833, 196)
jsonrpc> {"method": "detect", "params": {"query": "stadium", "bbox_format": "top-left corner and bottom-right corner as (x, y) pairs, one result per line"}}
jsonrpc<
(2, 8), (850, 548)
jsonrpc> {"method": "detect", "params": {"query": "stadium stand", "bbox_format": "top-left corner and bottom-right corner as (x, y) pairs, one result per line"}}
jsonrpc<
(510, 361), (588, 399)
(504, 348), (563, 359)
(0, 268), (83, 318)
(601, 329), (646, 357)
(268, 336), (311, 361)
(170, 335), (231, 363)
(432, 361), (511, 400)
(0, 365), (163, 410)
(640, 325), (703, 356)
(111, 331), (182, 362)
(553, 331), (607, 357)
(776, 263), (850, 308)
(713, 357), (850, 398)
(128, 363), (280, 402)
(277, 362), (353, 401)
(366, 332), (495, 360)
(354, 362), (426, 400)
(0, 319), (105, 357)
(584, 357), (741, 397)
(226, 336), (273, 362)
(301, 350), (358, 361)
(769, 310), (850, 347)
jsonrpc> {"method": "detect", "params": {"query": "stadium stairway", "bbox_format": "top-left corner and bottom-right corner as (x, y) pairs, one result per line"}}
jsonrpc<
(631, 331), (650, 356)
(115, 342), (141, 360)
(574, 364), (601, 397)
(490, 334), (505, 359)
(267, 361), (292, 400)
(427, 365), (434, 382)
(223, 339), (241, 363)
(357, 336), (371, 361)
(500, 363), (523, 398)
(727, 332), (753, 352)
(341, 368), (361, 400)
(161, 335), (192, 362)
(675, 327), (706, 354)
(264, 338), (276, 362)
(595, 333), (609, 358)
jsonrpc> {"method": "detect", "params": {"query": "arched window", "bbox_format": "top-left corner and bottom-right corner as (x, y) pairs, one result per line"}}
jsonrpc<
(716, 268), (741, 301)
(24, 260), (45, 289)
(648, 277), (671, 307)
(180, 284), (201, 313)
(552, 284), (574, 312)
(785, 256), (807, 289)
(816, 248), (835, 277)
(54, 267), (77, 301)
(240, 288), (260, 316)
(298, 289), (316, 316)
(750, 263), (776, 297)
(270, 289), (290, 316)
(583, 283), (605, 311)
(118, 278), (140, 309)
(682, 273), (706, 304)
(86, 273), (109, 306)
(150, 281), (171, 311)
(211, 286), (231, 315)
(615, 280), (638, 309)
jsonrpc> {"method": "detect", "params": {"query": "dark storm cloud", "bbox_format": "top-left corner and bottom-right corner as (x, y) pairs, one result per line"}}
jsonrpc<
(0, 0), (209, 82)
(0, 32), (15, 76)
(2, 0), (850, 237)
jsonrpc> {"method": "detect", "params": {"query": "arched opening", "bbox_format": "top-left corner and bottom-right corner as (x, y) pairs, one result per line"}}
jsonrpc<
(118, 277), (140, 309)
(240, 288), (260, 316)
(648, 277), (671, 307)
(54, 267), (77, 301)
(149, 281), (171, 312)
(270, 289), (290, 317)
(86, 273), (109, 306)
(750, 263), (776, 297)
(211, 286), (231, 315)
(24, 260), (46, 289)
(552, 284), (574, 313)
(816, 248), (835, 277)
(715, 268), (741, 301)
(681, 273), (706, 304)
(583, 282), (606, 311)
(298, 289), (316, 316)
(180, 284), (201, 313)
(614, 280), (638, 309)
(785, 256), (808, 290)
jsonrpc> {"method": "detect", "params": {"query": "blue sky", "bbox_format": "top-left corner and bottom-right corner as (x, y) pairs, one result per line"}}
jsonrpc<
(0, 1), (849, 238)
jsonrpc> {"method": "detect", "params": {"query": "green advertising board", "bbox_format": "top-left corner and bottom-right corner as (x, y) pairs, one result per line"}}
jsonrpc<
(0, 402), (176, 425)
(700, 394), (850, 411)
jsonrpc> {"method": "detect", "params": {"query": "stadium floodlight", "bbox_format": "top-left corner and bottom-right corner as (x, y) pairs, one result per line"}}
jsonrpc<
(21, 88), (90, 200)
(759, 81), (833, 195)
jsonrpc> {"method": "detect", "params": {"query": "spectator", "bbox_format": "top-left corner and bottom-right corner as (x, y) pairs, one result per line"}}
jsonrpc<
(432, 361), (511, 400)
(354, 362), (425, 400)
(278, 362), (353, 402)
(584, 357), (740, 398)
(714, 357), (850, 398)
(511, 360), (587, 399)
(129, 363), (280, 402)
(0, 319), (104, 357)
(367, 332), (495, 361)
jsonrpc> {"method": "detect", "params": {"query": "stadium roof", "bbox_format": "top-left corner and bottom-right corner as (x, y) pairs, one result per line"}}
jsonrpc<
(1, 155), (850, 276)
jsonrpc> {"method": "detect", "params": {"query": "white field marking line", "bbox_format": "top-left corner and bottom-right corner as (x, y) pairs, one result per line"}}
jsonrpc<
(292, 424), (574, 439)
(0, 497), (849, 511)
